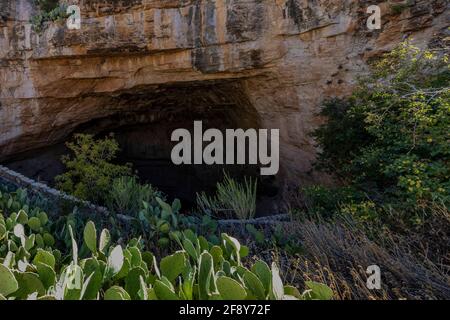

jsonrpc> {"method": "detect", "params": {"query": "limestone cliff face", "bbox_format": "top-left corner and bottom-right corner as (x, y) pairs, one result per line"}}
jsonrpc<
(0, 0), (448, 187)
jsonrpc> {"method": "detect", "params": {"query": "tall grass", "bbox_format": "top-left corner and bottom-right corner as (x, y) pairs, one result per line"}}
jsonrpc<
(197, 172), (257, 220)
(106, 176), (160, 216)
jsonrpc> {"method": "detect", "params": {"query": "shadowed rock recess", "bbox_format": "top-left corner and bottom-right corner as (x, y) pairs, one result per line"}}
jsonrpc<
(0, 0), (448, 204)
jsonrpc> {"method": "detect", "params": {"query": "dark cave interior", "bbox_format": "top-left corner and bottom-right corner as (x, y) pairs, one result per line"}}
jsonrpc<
(4, 80), (281, 216)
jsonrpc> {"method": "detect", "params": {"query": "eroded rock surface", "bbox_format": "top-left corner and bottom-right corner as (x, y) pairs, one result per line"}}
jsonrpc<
(0, 0), (448, 190)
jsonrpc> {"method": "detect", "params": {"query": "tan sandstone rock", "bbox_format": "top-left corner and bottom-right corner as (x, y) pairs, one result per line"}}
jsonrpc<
(0, 0), (448, 193)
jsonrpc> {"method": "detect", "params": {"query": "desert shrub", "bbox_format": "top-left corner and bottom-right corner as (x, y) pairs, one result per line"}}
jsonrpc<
(311, 42), (449, 222)
(106, 176), (162, 216)
(300, 186), (367, 219)
(55, 134), (133, 204)
(197, 172), (257, 220)
(0, 189), (331, 300)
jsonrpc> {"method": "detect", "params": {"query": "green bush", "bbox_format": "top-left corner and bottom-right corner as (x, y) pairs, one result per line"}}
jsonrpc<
(312, 42), (449, 219)
(55, 134), (133, 204)
(0, 190), (332, 300)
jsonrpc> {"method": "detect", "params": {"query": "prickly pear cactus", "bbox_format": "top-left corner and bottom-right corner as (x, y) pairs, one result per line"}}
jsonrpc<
(0, 188), (332, 300)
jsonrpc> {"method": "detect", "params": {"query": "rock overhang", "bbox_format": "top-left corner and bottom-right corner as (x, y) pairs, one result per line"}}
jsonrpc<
(0, 0), (448, 190)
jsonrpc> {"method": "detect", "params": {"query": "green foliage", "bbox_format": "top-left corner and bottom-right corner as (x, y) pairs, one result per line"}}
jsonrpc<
(0, 188), (29, 216)
(390, 2), (410, 15)
(83, 221), (97, 254)
(160, 251), (186, 283)
(0, 192), (332, 300)
(180, 214), (219, 244)
(54, 134), (167, 231)
(35, 0), (60, 12)
(301, 186), (366, 219)
(51, 135), (229, 252)
(137, 197), (182, 248)
(303, 281), (334, 300)
(0, 190), (54, 261)
(197, 172), (257, 220)
(31, 0), (69, 33)
(104, 286), (130, 300)
(246, 224), (303, 255)
(55, 134), (133, 204)
(312, 42), (449, 223)
(106, 176), (162, 216)
(0, 264), (18, 297)
(216, 276), (247, 300)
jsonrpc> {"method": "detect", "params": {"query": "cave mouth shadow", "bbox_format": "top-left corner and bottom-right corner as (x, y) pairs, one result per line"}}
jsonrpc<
(5, 79), (281, 217)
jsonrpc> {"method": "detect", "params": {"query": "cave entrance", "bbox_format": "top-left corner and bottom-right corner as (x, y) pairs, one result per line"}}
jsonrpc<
(5, 80), (280, 216)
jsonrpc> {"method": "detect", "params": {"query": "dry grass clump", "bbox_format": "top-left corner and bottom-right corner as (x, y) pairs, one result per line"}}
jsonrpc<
(249, 205), (450, 300)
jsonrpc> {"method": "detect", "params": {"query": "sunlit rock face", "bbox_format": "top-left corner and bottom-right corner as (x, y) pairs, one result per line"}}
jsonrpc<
(0, 0), (448, 191)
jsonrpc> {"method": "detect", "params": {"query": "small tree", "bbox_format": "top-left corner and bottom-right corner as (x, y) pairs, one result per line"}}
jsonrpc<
(55, 134), (132, 203)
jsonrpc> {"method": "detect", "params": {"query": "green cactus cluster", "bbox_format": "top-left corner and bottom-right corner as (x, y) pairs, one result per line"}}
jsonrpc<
(0, 190), (55, 263)
(137, 197), (182, 249)
(0, 189), (333, 300)
(137, 197), (220, 249)
(246, 224), (304, 255)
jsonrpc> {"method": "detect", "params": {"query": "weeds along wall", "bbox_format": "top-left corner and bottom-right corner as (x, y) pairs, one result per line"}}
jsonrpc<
(0, 165), (110, 222)
(0, 165), (289, 233)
